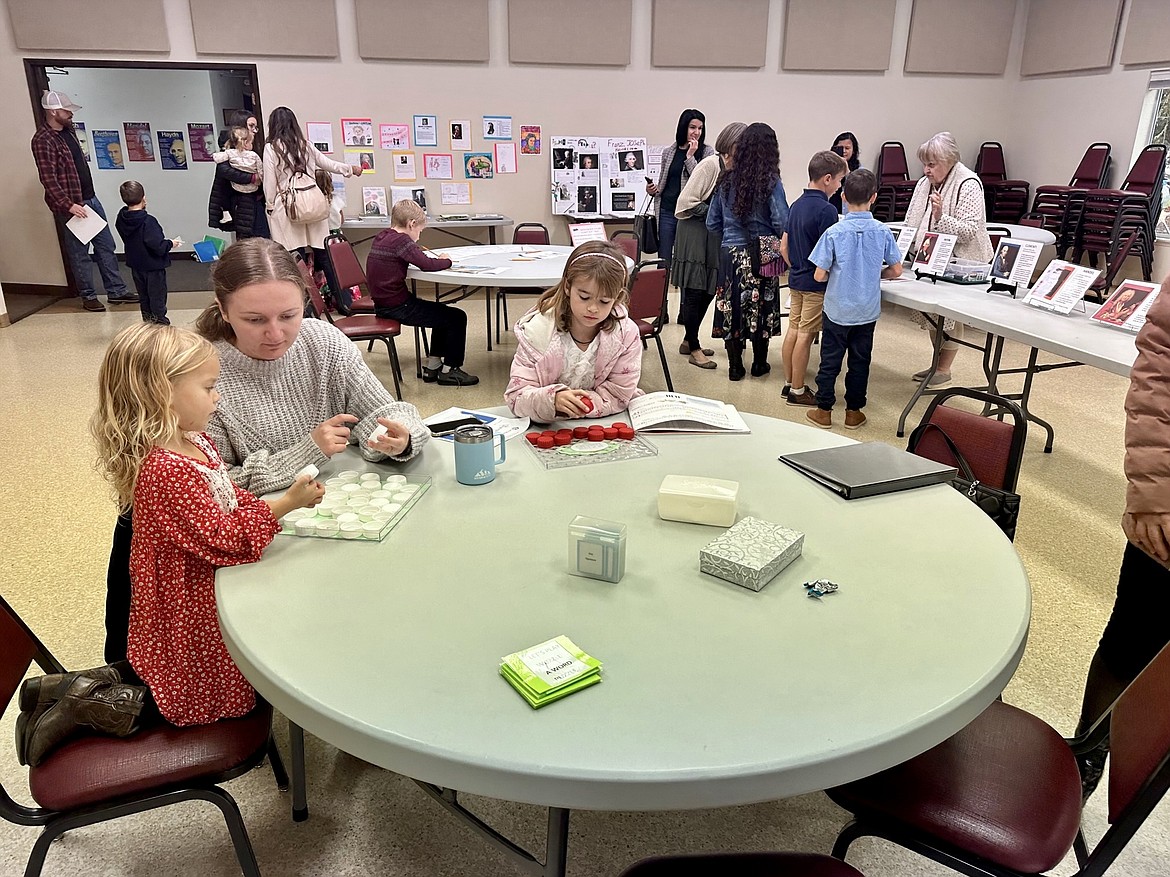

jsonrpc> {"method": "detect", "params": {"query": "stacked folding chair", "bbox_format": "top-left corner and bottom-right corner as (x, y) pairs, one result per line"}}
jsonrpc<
(1070, 143), (1166, 282)
(1027, 142), (1112, 256)
(975, 142), (1030, 223)
(873, 141), (918, 222)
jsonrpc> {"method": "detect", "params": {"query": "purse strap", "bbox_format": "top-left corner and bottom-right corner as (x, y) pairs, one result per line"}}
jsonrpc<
(907, 420), (978, 483)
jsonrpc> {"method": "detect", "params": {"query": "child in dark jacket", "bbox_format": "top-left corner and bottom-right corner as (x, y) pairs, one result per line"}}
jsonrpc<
(115, 181), (180, 325)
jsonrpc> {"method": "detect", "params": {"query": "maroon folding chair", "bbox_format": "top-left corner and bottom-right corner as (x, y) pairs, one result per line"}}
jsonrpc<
(975, 142), (1030, 223)
(496, 222), (552, 343)
(0, 592), (284, 877)
(827, 639), (1170, 877)
(873, 141), (918, 221)
(626, 259), (673, 391)
(1030, 142), (1112, 248)
(621, 852), (866, 876)
(297, 253), (405, 399)
(610, 230), (640, 262)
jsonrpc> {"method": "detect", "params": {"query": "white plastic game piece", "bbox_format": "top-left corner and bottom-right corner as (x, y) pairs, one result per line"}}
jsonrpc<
(338, 471), (361, 483)
(357, 506), (379, 522)
(283, 509), (307, 522)
(362, 522), (384, 538)
(384, 502), (403, 516)
(294, 519), (316, 536)
(314, 505), (335, 518)
(295, 464), (320, 481)
(315, 519), (340, 535)
(367, 497), (391, 509)
(336, 512), (360, 526)
(384, 474), (407, 485)
(369, 490), (393, 501)
(340, 522), (363, 539)
(325, 477), (344, 487)
(368, 424), (389, 445)
(340, 483), (363, 495)
(359, 472), (381, 484)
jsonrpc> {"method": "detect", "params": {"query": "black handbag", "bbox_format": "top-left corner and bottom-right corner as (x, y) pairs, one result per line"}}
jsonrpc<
(634, 195), (659, 254)
(907, 422), (1021, 540)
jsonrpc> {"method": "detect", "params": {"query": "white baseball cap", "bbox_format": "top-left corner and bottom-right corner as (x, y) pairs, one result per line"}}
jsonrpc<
(42, 90), (81, 111)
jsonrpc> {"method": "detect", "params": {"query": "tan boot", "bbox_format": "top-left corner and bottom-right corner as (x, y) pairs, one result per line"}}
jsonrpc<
(24, 676), (146, 767)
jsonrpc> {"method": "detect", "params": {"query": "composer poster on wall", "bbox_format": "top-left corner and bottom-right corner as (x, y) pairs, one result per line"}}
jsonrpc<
(93, 130), (124, 169)
(188, 123), (216, 161)
(158, 131), (187, 169)
(123, 122), (155, 162)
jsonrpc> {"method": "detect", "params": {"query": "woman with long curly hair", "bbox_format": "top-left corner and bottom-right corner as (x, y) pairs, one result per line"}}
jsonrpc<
(706, 122), (790, 380)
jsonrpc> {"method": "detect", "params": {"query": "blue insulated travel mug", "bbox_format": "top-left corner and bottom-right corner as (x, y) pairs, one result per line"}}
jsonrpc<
(453, 424), (506, 485)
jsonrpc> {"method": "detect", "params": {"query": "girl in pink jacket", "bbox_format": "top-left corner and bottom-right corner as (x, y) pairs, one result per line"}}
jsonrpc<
(505, 240), (643, 422)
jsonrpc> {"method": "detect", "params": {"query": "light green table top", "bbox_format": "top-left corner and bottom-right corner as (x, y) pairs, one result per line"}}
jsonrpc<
(217, 412), (1030, 811)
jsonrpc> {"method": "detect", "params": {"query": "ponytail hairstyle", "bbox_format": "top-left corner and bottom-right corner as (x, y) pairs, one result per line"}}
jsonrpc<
(90, 324), (216, 512)
(266, 106), (309, 175)
(195, 237), (309, 343)
(534, 240), (630, 333)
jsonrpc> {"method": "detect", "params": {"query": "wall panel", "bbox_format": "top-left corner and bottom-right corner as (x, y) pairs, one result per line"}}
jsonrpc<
(782, 0), (897, 72)
(905, 0), (1014, 75)
(509, 0), (631, 66)
(1020, 0), (1122, 76)
(190, 0), (338, 58)
(652, 0), (767, 69)
(356, 0), (489, 62)
(8, 0), (168, 52)
(1120, 0), (1170, 67)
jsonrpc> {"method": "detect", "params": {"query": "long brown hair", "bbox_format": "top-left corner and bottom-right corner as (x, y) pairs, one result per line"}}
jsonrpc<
(266, 106), (309, 174)
(194, 238), (309, 342)
(534, 240), (629, 333)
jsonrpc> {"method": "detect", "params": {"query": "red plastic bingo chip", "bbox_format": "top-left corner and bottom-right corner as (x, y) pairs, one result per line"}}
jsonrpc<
(554, 433), (572, 445)
(541, 430), (556, 438)
(587, 431), (605, 442)
(573, 426), (590, 439)
(617, 427), (635, 440)
(580, 395), (594, 412)
(536, 435), (555, 449)
(602, 428), (618, 440)
(556, 428), (573, 437)
(525, 432), (541, 446)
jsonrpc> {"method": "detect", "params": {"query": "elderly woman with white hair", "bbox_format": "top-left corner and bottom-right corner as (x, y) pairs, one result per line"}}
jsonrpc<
(902, 131), (993, 385)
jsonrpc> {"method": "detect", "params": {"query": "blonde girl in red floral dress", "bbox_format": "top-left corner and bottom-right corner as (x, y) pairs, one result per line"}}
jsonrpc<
(91, 323), (325, 726)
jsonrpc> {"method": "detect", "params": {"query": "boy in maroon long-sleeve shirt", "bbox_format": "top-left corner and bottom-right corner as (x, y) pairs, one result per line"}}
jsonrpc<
(365, 200), (479, 386)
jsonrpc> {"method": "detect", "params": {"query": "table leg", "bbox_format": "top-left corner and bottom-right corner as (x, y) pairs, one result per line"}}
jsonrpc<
(486, 290), (493, 352)
(897, 315), (945, 438)
(1020, 347), (1056, 453)
(290, 719), (309, 822)
(489, 227), (497, 245)
(414, 781), (570, 877)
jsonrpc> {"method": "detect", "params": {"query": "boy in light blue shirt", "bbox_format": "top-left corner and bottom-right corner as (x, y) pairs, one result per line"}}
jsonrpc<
(806, 169), (903, 430)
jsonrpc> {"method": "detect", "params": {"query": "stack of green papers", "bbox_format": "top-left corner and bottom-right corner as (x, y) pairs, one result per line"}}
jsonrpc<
(500, 635), (602, 709)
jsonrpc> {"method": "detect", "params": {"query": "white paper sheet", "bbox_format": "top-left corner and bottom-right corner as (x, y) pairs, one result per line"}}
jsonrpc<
(66, 209), (107, 245)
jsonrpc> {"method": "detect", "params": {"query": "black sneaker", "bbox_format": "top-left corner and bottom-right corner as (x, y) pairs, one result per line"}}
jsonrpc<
(782, 384), (791, 398)
(421, 366), (440, 383)
(107, 294), (141, 304)
(82, 298), (106, 312)
(437, 367), (479, 386)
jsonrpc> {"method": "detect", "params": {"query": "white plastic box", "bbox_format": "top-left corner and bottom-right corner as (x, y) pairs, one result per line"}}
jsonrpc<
(657, 474), (739, 527)
(568, 516), (627, 583)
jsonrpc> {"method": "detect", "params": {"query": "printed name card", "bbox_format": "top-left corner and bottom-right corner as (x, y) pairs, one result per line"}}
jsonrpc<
(1022, 260), (1101, 314)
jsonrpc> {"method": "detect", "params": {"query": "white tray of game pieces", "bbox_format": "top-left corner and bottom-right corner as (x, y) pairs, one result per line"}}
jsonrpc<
(277, 472), (431, 541)
(525, 426), (657, 470)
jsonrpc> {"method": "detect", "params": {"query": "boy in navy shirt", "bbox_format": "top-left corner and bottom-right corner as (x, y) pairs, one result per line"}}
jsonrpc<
(779, 150), (848, 406)
(806, 169), (902, 430)
(114, 181), (179, 324)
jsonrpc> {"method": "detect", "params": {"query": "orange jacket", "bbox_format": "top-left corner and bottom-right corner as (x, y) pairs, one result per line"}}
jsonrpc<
(1124, 278), (1170, 514)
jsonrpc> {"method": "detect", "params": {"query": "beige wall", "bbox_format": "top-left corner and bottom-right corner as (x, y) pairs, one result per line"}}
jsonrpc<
(0, 0), (1164, 287)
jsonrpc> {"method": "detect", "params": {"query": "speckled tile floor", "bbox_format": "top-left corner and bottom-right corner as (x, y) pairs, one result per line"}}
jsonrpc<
(0, 288), (1165, 876)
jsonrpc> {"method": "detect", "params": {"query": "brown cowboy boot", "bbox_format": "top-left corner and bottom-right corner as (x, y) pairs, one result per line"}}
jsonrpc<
(23, 676), (147, 767)
(16, 661), (132, 766)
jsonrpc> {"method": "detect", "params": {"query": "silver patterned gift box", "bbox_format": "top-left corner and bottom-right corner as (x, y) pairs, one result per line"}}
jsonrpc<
(698, 516), (804, 591)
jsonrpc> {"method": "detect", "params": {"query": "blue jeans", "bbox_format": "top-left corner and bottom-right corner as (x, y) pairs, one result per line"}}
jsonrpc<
(58, 196), (128, 300)
(815, 314), (876, 411)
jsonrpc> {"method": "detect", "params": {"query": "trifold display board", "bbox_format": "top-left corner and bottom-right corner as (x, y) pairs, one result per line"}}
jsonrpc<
(551, 136), (648, 216)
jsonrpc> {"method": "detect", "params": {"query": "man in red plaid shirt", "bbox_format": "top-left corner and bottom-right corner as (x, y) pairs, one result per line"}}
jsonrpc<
(31, 90), (136, 312)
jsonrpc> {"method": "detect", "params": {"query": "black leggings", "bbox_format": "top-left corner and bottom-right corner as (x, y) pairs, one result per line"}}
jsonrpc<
(1097, 541), (1170, 680)
(105, 512), (133, 664)
(681, 288), (714, 351)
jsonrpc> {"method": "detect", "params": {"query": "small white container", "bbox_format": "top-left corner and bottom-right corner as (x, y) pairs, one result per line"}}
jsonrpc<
(294, 518), (316, 537)
(314, 505), (335, 518)
(283, 509), (308, 522)
(346, 497), (369, 511)
(357, 506), (380, 522)
(367, 497), (391, 509)
(324, 477), (344, 488)
(336, 512), (360, 526)
(657, 474), (739, 527)
(383, 502), (403, 516)
(359, 472), (381, 484)
(369, 490), (393, 501)
(384, 474), (407, 486)
(340, 483), (363, 495)
(362, 521), (384, 539)
(568, 516), (627, 583)
(337, 471), (361, 483)
(340, 522), (364, 539)
(315, 519), (340, 536)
